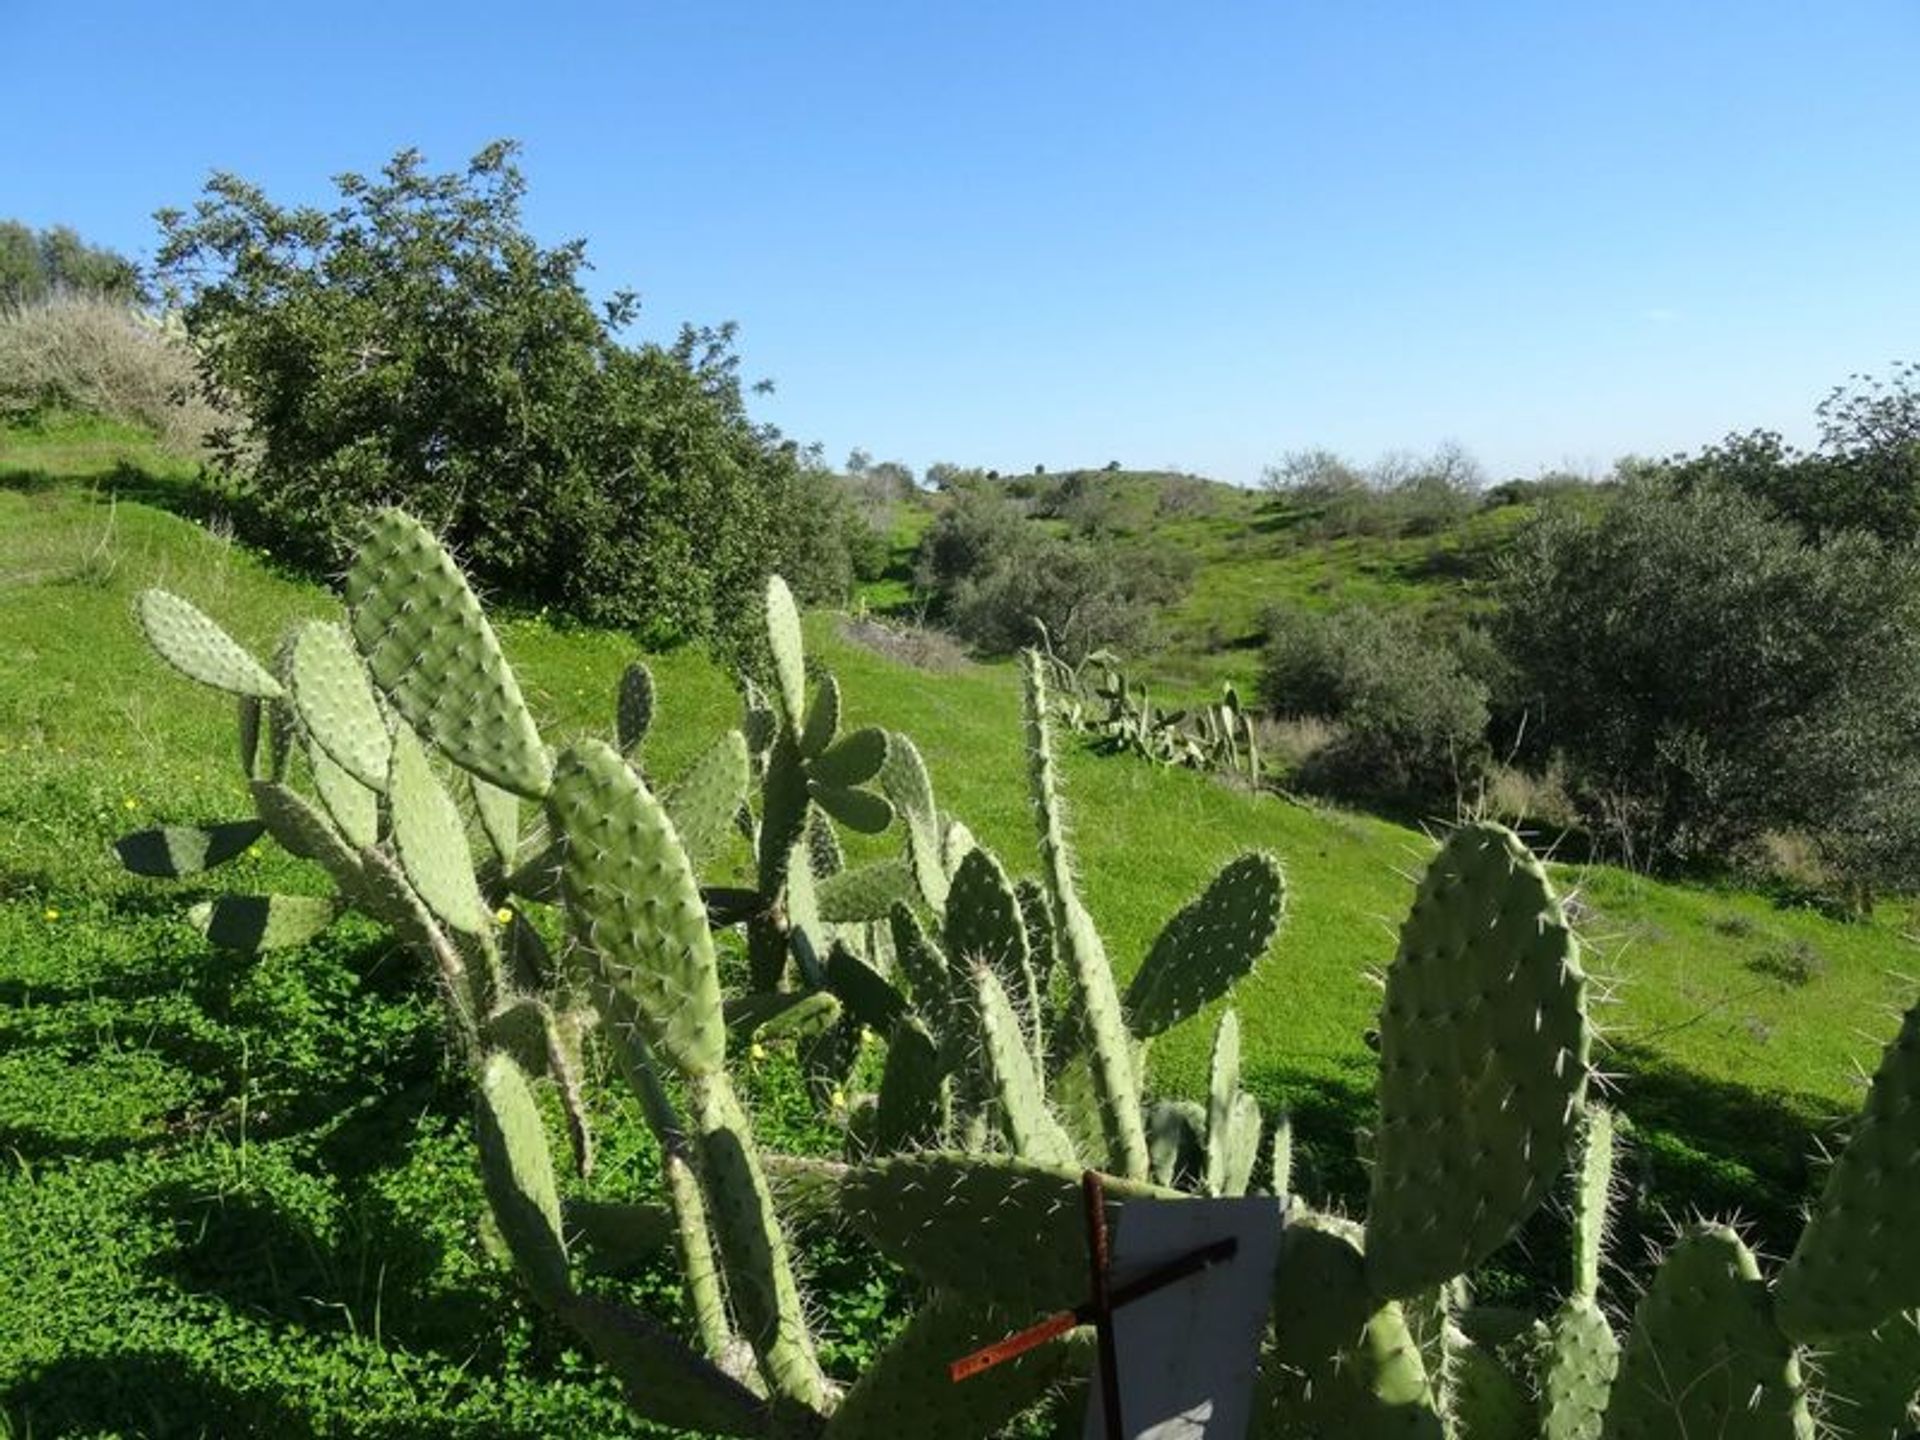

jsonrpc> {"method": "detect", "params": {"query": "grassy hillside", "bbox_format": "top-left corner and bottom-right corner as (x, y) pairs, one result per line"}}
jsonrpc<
(3, 422), (1916, 1432)
(861, 467), (1529, 698)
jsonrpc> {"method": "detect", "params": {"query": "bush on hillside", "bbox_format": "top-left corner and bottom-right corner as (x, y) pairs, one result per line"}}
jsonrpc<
(912, 480), (1193, 661)
(1261, 442), (1483, 539)
(153, 142), (807, 651)
(1259, 604), (1489, 803)
(0, 221), (145, 307)
(0, 293), (219, 450)
(1496, 477), (1920, 894)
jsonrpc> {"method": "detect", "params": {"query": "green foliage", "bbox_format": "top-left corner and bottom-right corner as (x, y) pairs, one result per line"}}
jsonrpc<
(913, 479), (1194, 661)
(0, 220), (144, 307)
(1496, 477), (1920, 888)
(154, 142), (805, 648)
(1261, 602), (1489, 802)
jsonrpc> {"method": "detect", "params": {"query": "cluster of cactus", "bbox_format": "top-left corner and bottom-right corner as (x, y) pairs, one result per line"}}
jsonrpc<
(1038, 640), (1262, 782)
(124, 508), (1920, 1438)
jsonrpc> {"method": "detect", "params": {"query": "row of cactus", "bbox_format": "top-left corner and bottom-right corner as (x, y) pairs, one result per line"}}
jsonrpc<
(1036, 638), (1263, 781)
(123, 509), (1920, 1437)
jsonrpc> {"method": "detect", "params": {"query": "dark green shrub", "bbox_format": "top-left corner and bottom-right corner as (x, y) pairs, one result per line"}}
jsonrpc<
(1496, 478), (1920, 891)
(1259, 604), (1489, 802)
(0, 221), (144, 307)
(154, 143), (805, 650)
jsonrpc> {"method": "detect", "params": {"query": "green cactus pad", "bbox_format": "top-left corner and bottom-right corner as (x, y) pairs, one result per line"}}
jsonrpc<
(1814, 1309), (1920, 1439)
(1205, 1008), (1243, 1196)
(799, 669), (840, 756)
(1147, 1099), (1206, 1190)
(248, 780), (364, 885)
(1541, 1297), (1618, 1440)
(1366, 821), (1590, 1299)
(825, 943), (909, 1035)
(943, 817), (977, 872)
(562, 1198), (676, 1276)
(826, 1293), (1072, 1440)
(1776, 999), (1920, 1341)
(1571, 1106), (1617, 1304)
(557, 1293), (769, 1436)
(345, 508), (551, 799)
(874, 1017), (945, 1153)
(1603, 1224), (1813, 1440)
(467, 773), (519, 868)
(810, 726), (889, 789)
(944, 847), (1042, 1038)
(755, 734), (811, 896)
(818, 857), (918, 923)
(113, 819), (265, 878)
(840, 1151), (1175, 1313)
(725, 989), (844, 1045)
(880, 732), (948, 911)
(189, 893), (341, 951)
(550, 740), (724, 1080)
(1270, 1108), (1295, 1197)
(1014, 876), (1056, 984)
(889, 902), (951, 1031)
(1020, 649), (1147, 1179)
(308, 741), (379, 851)
(764, 574), (808, 723)
(1261, 1214), (1442, 1439)
(287, 621), (392, 792)
(1125, 852), (1286, 1039)
(483, 997), (593, 1177)
(975, 964), (1078, 1166)
(807, 815), (844, 883)
(661, 730), (750, 870)
(136, 588), (282, 698)
(474, 1050), (570, 1306)
(686, 1074), (830, 1411)
(809, 781), (893, 834)
(1218, 1091), (1264, 1198)
(616, 661), (654, 757)
(1451, 1328), (1536, 1440)
(388, 725), (489, 938)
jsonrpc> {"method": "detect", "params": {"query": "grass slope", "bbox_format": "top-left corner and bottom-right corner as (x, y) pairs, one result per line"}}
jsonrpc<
(3, 421), (1915, 1432)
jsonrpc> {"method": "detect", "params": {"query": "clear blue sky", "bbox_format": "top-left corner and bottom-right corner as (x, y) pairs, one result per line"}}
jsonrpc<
(12, 3), (1919, 484)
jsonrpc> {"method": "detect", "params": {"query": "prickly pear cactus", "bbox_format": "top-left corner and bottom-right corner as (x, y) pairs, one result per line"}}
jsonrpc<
(1775, 997), (1920, 1343)
(1367, 821), (1591, 1299)
(1602, 1224), (1814, 1440)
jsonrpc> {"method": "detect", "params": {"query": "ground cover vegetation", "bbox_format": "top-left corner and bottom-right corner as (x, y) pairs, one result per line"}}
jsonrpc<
(5, 184), (1920, 1433)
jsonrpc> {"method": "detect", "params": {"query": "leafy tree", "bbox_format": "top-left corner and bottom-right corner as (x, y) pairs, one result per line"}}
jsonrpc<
(154, 142), (805, 649)
(1496, 477), (1920, 892)
(1660, 363), (1920, 546)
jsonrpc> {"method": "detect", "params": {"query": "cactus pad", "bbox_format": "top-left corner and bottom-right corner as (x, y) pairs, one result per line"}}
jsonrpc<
(616, 661), (654, 757)
(474, 1050), (570, 1306)
(1775, 998), (1920, 1342)
(549, 740), (724, 1080)
(810, 727), (889, 789)
(1366, 821), (1590, 1298)
(1813, 1309), (1920, 1440)
(1261, 1214), (1442, 1438)
(1125, 852), (1286, 1039)
(1541, 1297), (1618, 1440)
(800, 670), (840, 756)
(660, 730), (750, 870)
(1603, 1224), (1813, 1439)
(388, 725), (489, 937)
(136, 589), (282, 699)
(974, 965), (1077, 1166)
(763, 575), (807, 723)
(345, 508), (551, 799)
(113, 819), (265, 878)
(287, 621), (391, 791)
(190, 893), (341, 951)
(817, 858), (918, 923)
(880, 732), (948, 912)
(840, 1151), (1175, 1313)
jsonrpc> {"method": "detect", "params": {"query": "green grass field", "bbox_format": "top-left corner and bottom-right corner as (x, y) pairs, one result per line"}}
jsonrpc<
(4, 420), (1916, 1433)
